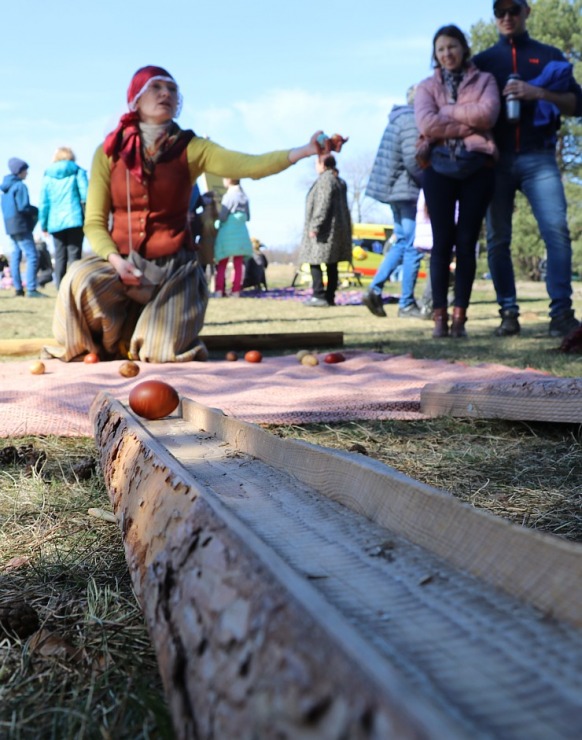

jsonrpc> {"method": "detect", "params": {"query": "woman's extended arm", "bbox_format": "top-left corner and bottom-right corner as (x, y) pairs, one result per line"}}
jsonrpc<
(187, 132), (324, 182)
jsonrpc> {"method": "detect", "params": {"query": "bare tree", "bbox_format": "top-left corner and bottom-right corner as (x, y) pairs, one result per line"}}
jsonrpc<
(338, 153), (390, 224)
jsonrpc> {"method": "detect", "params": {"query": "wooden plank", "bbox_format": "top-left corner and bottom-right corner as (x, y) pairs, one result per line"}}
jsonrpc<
(421, 377), (582, 423)
(91, 393), (582, 740)
(200, 331), (343, 351)
(0, 337), (55, 356)
(0, 332), (343, 357)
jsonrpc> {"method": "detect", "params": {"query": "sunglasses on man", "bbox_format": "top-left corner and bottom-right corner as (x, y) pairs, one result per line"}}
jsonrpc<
(494, 5), (523, 18)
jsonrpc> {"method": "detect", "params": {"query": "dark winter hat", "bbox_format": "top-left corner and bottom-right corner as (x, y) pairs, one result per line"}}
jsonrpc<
(8, 158), (28, 176)
(493, 0), (528, 7)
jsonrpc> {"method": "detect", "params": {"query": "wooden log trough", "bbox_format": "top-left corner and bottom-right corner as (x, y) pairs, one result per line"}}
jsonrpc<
(91, 392), (582, 740)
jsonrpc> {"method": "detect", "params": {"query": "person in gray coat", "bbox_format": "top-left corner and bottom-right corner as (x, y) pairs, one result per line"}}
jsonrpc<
(299, 155), (352, 307)
(363, 85), (425, 318)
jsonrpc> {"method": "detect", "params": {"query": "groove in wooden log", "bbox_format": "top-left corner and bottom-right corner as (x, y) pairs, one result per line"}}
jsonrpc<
(180, 397), (582, 631)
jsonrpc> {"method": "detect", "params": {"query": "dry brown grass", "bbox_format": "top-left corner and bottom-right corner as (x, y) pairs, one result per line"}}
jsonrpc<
(0, 437), (172, 738)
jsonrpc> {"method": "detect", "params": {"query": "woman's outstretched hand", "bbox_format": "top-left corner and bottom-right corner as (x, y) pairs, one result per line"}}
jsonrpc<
(288, 131), (324, 164)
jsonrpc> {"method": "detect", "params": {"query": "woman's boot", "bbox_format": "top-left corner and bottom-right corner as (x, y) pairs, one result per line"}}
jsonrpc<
(432, 308), (449, 338)
(450, 307), (468, 338)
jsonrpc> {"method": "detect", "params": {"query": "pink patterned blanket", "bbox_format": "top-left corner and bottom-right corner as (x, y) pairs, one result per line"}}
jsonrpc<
(0, 351), (542, 437)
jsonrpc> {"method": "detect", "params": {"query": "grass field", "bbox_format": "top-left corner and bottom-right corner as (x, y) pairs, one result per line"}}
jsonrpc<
(1, 263), (582, 737)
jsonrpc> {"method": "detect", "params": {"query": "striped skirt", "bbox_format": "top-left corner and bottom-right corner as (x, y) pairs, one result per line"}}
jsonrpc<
(51, 250), (209, 362)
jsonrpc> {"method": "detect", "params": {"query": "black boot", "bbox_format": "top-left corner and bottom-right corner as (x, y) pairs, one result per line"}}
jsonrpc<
(494, 309), (520, 337)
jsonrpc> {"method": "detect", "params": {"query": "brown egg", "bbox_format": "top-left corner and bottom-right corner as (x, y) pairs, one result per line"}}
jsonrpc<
(29, 360), (45, 375)
(301, 353), (319, 366)
(324, 352), (345, 364)
(296, 349), (310, 362)
(244, 350), (263, 363)
(83, 352), (100, 364)
(128, 380), (180, 420)
(119, 360), (140, 378)
(225, 351), (239, 361)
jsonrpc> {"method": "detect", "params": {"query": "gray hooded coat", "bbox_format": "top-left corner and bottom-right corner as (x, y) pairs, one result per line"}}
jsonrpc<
(365, 104), (422, 205)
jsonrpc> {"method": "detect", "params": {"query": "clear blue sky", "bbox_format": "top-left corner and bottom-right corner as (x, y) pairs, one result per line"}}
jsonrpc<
(0, 0), (496, 251)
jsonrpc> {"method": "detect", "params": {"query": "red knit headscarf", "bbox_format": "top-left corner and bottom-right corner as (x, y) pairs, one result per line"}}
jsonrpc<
(103, 66), (184, 182)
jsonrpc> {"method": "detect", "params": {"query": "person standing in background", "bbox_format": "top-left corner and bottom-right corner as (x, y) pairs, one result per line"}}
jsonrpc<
(39, 147), (88, 288)
(299, 154), (352, 307)
(213, 178), (253, 298)
(415, 24), (499, 339)
(363, 85), (424, 318)
(0, 158), (43, 298)
(474, 0), (582, 338)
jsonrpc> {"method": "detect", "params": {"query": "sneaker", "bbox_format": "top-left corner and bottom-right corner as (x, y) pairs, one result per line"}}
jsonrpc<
(26, 290), (47, 298)
(549, 310), (579, 338)
(398, 302), (423, 319)
(14, 289), (24, 297)
(494, 309), (520, 337)
(362, 291), (386, 317)
(304, 296), (329, 307)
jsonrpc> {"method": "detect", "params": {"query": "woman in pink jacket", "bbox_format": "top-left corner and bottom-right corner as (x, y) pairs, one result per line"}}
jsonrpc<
(415, 24), (500, 338)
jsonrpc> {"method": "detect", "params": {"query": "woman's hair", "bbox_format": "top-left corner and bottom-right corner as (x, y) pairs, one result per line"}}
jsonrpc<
(431, 25), (471, 69)
(322, 155), (337, 170)
(53, 147), (76, 162)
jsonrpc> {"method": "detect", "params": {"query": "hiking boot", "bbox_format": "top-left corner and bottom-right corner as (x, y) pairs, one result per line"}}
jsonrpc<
(26, 290), (47, 298)
(304, 296), (329, 308)
(494, 309), (520, 337)
(397, 302), (423, 319)
(549, 310), (579, 338)
(362, 291), (386, 317)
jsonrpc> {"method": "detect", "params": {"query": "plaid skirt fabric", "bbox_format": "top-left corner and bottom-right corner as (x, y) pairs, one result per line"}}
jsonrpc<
(51, 251), (209, 362)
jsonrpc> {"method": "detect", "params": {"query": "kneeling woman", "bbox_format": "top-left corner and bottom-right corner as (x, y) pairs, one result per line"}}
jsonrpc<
(415, 25), (499, 338)
(50, 65), (322, 363)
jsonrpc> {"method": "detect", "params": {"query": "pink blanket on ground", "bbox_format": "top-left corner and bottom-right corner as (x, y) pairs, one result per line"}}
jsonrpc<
(0, 352), (542, 438)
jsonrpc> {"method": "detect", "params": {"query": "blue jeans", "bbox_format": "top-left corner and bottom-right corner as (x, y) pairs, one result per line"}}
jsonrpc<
(486, 151), (573, 318)
(369, 200), (421, 308)
(9, 231), (38, 292)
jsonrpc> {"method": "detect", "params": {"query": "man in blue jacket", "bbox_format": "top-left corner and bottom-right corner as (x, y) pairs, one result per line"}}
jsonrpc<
(474, 0), (582, 338)
(1, 158), (43, 297)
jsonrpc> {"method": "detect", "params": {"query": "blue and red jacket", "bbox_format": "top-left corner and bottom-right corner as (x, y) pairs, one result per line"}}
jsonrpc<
(473, 32), (582, 155)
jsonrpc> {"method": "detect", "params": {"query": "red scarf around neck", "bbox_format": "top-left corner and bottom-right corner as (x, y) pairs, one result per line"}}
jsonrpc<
(103, 113), (194, 182)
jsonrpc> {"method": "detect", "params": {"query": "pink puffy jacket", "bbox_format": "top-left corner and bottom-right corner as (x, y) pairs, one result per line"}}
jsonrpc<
(414, 64), (500, 163)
